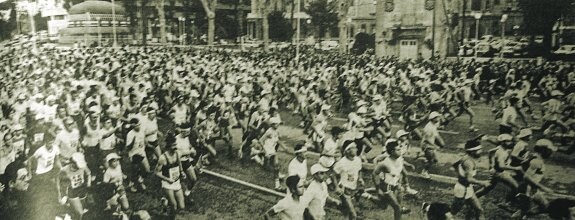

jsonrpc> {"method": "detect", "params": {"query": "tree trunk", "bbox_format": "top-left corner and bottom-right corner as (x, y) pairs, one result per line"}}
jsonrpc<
(208, 13), (215, 46)
(156, 0), (167, 44)
(338, 0), (350, 54)
(263, 14), (269, 51)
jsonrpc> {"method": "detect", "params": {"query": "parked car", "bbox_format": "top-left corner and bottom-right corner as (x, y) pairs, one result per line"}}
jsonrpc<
(317, 40), (338, 51)
(553, 45), (575, 55)
(475, 43), (496, 57)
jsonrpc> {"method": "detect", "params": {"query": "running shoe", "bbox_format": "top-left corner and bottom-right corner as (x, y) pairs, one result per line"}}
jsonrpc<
(405, 186), (419, 195)
(421, 170), (431, 179)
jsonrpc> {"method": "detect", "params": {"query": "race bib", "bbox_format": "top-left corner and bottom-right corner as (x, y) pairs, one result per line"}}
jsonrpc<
(45, 155), (54, 167)
(34, 133), (44, 142)
(71, 173), (83, 188)
(169, 166), (180, 181)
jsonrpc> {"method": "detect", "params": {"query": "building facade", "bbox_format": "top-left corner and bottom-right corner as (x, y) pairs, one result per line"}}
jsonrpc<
(373, 0), (523, 59)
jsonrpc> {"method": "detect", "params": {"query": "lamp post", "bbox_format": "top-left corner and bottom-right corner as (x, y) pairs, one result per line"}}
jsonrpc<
(96, 17), (101, 47)
(295, 0), (301, 64)
(347, 17), (352, 54)
(111, 0), (118, 48)
(178, 17), (186, 45)
(499, 14), (508, 59)
(473, 12), (482, 58)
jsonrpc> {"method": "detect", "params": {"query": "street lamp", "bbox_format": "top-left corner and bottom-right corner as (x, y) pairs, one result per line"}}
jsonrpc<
(111, 0), (118, 48)
(96, 17), (101, 47)
(295, 0), (301, 64)
(178, 17), (186, 45)
(474, 12), (482, 58)
(500, 14), (508, 59)
(347, 17), (352, 54)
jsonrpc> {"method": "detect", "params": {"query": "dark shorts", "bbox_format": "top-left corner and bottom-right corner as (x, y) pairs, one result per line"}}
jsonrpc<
(499, 124), (512, 134)
(424, 148), (438, 163)
(68, 186), (88, 199)
(131, 154), (145, 164)
(181, 159), (193, 170)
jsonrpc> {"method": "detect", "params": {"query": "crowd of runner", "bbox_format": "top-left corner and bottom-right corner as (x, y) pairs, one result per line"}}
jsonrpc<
(0, 42), (574, 220)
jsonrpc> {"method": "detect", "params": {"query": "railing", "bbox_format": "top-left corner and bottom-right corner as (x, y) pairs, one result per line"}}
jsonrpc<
(69, 13), (127, 21)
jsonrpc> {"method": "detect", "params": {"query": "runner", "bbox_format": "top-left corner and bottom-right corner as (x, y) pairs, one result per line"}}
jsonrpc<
(263, 175), (309, 220)
(303, 164), (341, 220)
(371, 139), (411, 220)
(420, 111), (445, 179)
(258, 117), (288, 191)
(155, 135), (186, 215)
(333, 140), (364, 220)
(450, 139), (490, 220)
(57, 152), (92, 220)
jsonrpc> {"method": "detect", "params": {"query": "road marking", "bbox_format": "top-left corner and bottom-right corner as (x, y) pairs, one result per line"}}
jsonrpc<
(201, 169), (286, 198)
(330, 117), (460, 134)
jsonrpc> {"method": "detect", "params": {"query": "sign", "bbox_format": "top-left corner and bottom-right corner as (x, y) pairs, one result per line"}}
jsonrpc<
(425, 0), (435, 10)
(384, 0), (394, 12)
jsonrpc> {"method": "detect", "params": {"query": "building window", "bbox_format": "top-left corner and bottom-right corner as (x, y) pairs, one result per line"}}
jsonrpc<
(471, 0), (481, 10)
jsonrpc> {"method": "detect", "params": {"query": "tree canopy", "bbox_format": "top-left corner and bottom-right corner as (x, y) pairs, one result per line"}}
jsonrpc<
(305, 0), (337, 39)
(518, 0), (573, 52)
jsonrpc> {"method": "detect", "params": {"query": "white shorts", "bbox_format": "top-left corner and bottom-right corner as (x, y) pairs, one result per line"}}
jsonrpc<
(453, 182), (474, 199)
(161, 179), (182, 191)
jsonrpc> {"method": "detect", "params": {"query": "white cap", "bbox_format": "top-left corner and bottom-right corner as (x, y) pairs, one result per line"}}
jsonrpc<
(318, 156), (336, 167)
(310, 164), (329, 175)
(190, 90), (200, 98)
(535, 139), (557, 151)
(357, 106), (368, 114)
(321, 104), (331, 111)
(105, 153), (121, 162)
(551, 90), (564, 97)
(497, 134), (513, 142)
(395, 129), (409, 138)
(516, 128), (532, 138)
(429, 111), (442, 120)
(13, 124), (24, 130)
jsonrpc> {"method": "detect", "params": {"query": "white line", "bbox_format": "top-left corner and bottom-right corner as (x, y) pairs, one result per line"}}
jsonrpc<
(201, 169), (286, 198)
(330, 117), (460, 134)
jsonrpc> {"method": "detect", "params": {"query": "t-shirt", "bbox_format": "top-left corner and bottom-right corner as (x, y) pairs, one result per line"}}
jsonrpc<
(103, 166), (124, 186)
(304, 180), (329, 219)
(272, 196), (309, 220)
(288, 158), (308, 180)
(55, 129), (80, 159)
(126, 129), (146, 157)
(33, 145), (60, 174)
(141, 117), (158, 142)
(500, 106), (517, 127)
(422, 122), (440, 149)
(333, 156), (362, 190)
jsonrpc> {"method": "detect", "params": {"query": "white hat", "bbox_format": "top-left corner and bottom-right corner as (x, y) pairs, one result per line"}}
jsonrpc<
(357, 106), (368, 114)
(321, 104), (331, 111)
(516, 128), (532, 138)
(190, 90), (200, 98)
(269, 117), (282, 124)
(12, 124), (24, 130)
(71, 152), (87, 169)
(34, 114), (45, 120)
(318, 156), (336, 167)
(310, 164), (329, 175)
(551, 90), (564, 97)
(429, 111), (442, 120)
(357, 100), (367, 107)
(373, 94), (383, 101)
(497, 134), (513, 142)
(17, 94), (26, 100)
(535, 139), (557, 151)
(261, 90), (271, 96)
(46, 95), (56, 101)
(395, 130), (409, 138)
(105, 153), (121, 162)
(343, 142), (358, 152)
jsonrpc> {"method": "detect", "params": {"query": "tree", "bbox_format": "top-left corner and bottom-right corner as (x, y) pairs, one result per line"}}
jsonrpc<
(305, 0), (337, 41)
(0, 0), (16, 40)
(268, 10), (293, 41)
(518, 0), (573, 54)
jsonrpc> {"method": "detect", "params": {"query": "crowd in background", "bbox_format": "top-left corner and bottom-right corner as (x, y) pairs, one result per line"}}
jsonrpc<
(0, 43), (573, 220)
